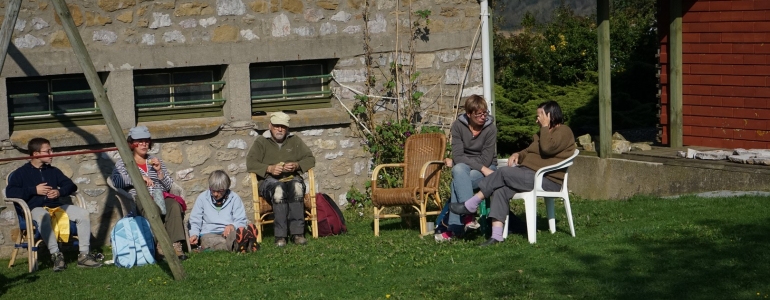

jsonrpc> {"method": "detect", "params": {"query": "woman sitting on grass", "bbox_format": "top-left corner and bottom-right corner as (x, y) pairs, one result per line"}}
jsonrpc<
(450, 100), (575, 246)
(189, 170), (258, 253)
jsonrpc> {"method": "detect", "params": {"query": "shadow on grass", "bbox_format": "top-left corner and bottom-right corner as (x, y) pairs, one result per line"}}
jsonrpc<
(0, 272), (38, 295)
(533, 218), (770, 299)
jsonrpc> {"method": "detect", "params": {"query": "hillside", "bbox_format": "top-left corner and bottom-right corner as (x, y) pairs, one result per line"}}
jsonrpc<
(494, 0), (596, 30)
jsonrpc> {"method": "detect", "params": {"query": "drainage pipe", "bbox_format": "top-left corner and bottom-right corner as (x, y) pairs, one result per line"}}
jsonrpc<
(480, 0), (493, 112)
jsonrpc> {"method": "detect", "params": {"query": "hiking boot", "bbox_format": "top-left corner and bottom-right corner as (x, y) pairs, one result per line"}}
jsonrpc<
(51, 252), (66, 272)
(275, 237), (287, 247)
(292, 235), (308, 245)
(173, 242), (187, 261)
(77, 253), (103, 268)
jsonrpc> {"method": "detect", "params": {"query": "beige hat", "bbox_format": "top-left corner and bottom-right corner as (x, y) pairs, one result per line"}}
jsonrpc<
(270, 112), (291, 127)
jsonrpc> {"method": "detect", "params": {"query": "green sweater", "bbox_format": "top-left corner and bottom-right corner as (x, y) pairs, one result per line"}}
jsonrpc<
(517, 125), (576, 185)
(246, 131), (316, 180)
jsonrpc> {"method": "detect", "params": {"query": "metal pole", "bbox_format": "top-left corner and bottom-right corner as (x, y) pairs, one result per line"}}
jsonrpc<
(0, 0), (23, 74)
(597, 0), (613, 158)
(487, 6), (495, 117)
(49, 0), (186, 280)
(669, 0), (683, 147)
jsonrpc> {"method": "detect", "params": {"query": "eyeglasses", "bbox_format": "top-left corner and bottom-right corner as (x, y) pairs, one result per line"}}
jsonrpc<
(472, 111), (489, 117)
(133, 139), (151, 145)
(38, 149), (54, 154)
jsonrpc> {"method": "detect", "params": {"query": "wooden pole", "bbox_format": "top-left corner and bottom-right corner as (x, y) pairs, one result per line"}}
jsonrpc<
(49, 0), (186, 280)
(0, 0), (23, 74)
(669, 0), (683, 148)
(597, 0), (612, 158)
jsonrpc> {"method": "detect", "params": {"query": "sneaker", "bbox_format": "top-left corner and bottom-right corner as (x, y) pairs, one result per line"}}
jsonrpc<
(462, 215), (481, 231)
(51, 252), (66, 272)
(275, 237), (287, 247)
(292, 235), (308, 245)
(173, 242), (188, 261)
(434, 231), (453, 242)
(77, 253), (103, 268)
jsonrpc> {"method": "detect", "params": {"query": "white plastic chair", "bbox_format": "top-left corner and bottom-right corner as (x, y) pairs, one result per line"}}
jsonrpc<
(503, 149), (579, 244)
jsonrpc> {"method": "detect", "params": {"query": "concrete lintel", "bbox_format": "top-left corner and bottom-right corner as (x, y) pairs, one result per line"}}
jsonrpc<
(251, 107), (352, 131)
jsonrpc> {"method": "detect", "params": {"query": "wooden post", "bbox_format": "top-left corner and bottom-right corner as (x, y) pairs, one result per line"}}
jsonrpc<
(597, 0), (612, 158)
(669, 0), (683, 148)
(0, 0), (23, 74)
(49, 0), (186, 280)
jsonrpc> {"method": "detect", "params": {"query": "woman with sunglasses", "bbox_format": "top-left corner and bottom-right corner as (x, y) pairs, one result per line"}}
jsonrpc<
(110, 125), (187, 260)
(188, 170), (257, 253)
(435, 94), (498, 242)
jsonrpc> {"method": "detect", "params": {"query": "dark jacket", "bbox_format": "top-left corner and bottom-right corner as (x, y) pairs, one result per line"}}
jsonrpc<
(246, 131), (316, 180)
(450, 113), (498, 171)
(5, 162), (77, 211)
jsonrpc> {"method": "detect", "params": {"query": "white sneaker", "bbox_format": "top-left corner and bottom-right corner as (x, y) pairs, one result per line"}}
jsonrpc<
(434, 232), (452, 242)
(465, 220), (481, 231)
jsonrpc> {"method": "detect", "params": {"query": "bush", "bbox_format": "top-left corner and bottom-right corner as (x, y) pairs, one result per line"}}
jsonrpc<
(494, 0), (658, 152)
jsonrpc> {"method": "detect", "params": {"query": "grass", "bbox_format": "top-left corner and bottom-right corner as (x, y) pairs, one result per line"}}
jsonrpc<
(2, 195), (770, 299)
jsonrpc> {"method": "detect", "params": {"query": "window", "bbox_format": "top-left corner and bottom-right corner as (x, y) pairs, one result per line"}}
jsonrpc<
(134, 66), (225, 122)
(6, 74), (103, 131)
(250, 59), (333, 113)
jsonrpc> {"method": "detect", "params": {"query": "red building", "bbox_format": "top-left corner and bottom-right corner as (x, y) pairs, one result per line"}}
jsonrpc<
(658, 0), (770, 149)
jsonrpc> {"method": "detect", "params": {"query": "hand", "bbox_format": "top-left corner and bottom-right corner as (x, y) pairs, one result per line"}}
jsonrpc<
(481, 166), (494, 177)
(36, 183), (52, 196)
(537, 109), (551, 128)
(444, 158), (453, 168)
(508, 153), (520, 167)
(189, 235), (199, 245)
(223, 225), (235, 237)
(142, 176), (154, 187)
(46, 189), (60, 199)
(283, 162), (298, 173)
(269, 164), (284, 176)
(149, 158), (162, 172)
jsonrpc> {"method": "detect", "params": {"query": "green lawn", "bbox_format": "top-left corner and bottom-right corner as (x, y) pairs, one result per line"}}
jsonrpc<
(1, 195), (769, 299)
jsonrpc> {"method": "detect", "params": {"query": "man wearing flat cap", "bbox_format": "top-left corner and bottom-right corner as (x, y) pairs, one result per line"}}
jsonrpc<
(246, 112), (316, 247)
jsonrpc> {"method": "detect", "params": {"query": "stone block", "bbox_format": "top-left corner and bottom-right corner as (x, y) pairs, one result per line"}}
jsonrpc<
(212, 25), (239, 42)
(342, 25), (361, 34)
(32, 18), (49, 30)
(414, 53), (434, 69)
(304, 8), (324, 22)
(14, 34), (45, 49)
(331, 11), (351, 22)
(117, 10), (134, 23)
(611, 140), (630, 154)
(347, 0), (364, 9)
(440, 7), (458, 17)
(282, 0), (303, 14)
(186, 145), (211, 166)
(612, 132), (627, 141)
(320, 23), (337, 35)
(98, 0), (137, 12)
(630, 143), (652, 151)
(317, 0), (339, 10)
(163, 30), (186, 43)
(175, 2), (209, 16)
(272, 14), (291, 37)
(367, 13), (386, 33)
(86, 12), (113, 26)
(55, 4), (84, 26)
(218, 0), (246, 16)
(50, 30), (71, 48)
(177, 168), (195, 180)
(150, 12), (172, 29)
(577, 134), (592, 146)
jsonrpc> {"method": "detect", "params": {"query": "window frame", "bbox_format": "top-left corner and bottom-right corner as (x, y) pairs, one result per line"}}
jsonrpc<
(6, 74), (104, 131)
(249, 59), (334, 114)
(133, 66), (226, 122)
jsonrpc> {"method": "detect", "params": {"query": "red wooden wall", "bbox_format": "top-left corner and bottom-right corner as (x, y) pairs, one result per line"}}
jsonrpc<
(658, 0), (770, 149)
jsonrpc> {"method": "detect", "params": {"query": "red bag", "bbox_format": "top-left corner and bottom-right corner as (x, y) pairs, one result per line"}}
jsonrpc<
(315, 193), (347, 237)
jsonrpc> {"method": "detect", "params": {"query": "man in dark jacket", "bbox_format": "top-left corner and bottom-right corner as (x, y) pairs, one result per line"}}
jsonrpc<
(246, 112), (316, 247)
(5, 138), (102, 271)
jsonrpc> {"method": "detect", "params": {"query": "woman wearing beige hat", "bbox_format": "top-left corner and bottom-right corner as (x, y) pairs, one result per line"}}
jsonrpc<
(110, 125), (188, 260)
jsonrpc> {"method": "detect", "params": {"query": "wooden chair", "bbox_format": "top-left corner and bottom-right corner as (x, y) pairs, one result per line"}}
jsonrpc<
(4, 172), (86, 273)
(249, 169), (318, 243)
(106, 177), (191, 251)
(371, 133), (447, 236)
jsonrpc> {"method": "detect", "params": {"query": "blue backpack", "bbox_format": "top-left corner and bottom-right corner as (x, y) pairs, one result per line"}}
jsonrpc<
(111, 216), (156, 268)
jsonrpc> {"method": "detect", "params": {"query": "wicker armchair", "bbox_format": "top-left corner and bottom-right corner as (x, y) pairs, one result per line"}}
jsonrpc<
(249, 169), (318, 243)
(4, 172), (86, 273)
(371, 133), (447, 236)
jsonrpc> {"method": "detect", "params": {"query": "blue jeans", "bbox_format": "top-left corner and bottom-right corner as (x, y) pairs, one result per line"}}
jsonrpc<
(446, 163), (497, 227)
